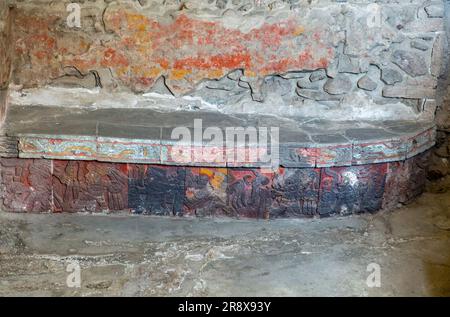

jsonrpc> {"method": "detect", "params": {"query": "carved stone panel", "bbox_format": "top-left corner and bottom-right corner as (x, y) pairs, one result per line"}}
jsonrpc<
(226, 169), (274, 219)
(318, 164), (388, 216)
(0, 158), (52, 212)
(184, 167), (229, 217)
(52, 161), (128, 212)
(270, 168), (321, 218)
(128, 165), (186, 216)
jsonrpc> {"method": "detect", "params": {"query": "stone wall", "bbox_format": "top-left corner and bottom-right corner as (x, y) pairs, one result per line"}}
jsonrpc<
(429, 89), (450, 181)
(5, 0), (448, 120)
(428, 0), (450, 182)
(0, 0), (12, 124)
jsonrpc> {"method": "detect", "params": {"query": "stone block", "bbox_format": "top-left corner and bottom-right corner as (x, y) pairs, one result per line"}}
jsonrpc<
(381, 68), (403, 85)
(226, 169), (274, 219)
(391, 50), (428, 77)
(338, 55), (360, 74)
(0, 158), (52, 212)
(431, 33), (447, 77)
(309, 69), (327, 82)
(184, 167), (229, 217)
(270, 168), (321, 218)
(297, 78), (322, 90)
(296, 88), (340, 101)
(128, 165), (186, 216)
(401, 18), (444, 33)
(318, 164), (388, 216)
(382, 86), (436, 99)
(357, 75), (377, 91)
(52, 161), (128, 212)
(323, 75), (352, 95)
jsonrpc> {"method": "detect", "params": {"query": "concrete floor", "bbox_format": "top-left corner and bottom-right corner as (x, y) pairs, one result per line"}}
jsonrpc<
(0, 178), (450, 297)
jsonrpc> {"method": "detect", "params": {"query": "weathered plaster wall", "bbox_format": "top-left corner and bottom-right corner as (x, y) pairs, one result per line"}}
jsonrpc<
(0, 0), (12, 124)
(6, 0), (448, 120)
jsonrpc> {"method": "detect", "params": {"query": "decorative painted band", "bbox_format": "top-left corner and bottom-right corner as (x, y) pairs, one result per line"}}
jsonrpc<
(17, 126), (436, 168)
(0, 151), (430, 218)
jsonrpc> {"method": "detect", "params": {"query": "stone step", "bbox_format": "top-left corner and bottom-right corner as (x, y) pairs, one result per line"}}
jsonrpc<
(2, 105), (436, 168)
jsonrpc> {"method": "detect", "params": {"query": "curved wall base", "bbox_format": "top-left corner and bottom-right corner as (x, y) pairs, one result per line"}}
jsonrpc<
(0, 151), (429, 218)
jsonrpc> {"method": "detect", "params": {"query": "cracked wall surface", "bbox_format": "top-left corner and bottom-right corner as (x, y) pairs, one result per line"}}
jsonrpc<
(428, 0), (450, 182)
(2, 0), (449, 121)
(0, 0), (12, 123)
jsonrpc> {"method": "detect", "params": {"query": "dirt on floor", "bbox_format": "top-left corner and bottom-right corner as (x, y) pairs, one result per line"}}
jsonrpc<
(0, 177), (450, 297)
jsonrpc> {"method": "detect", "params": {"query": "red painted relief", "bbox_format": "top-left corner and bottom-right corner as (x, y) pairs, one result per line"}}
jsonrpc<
(52, 161), (128, 212)
(13, 8), (334, 94)
(184, 167), (229, 217)
(226, 169), (274, 219)
(0, 158), (52, 212)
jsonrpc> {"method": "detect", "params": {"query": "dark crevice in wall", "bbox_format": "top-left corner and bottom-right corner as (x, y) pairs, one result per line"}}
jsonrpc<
(427, 0), (450, 183)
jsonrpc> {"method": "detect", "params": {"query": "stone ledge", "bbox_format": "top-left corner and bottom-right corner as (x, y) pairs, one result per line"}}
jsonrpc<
(2, 105), (436, 168)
